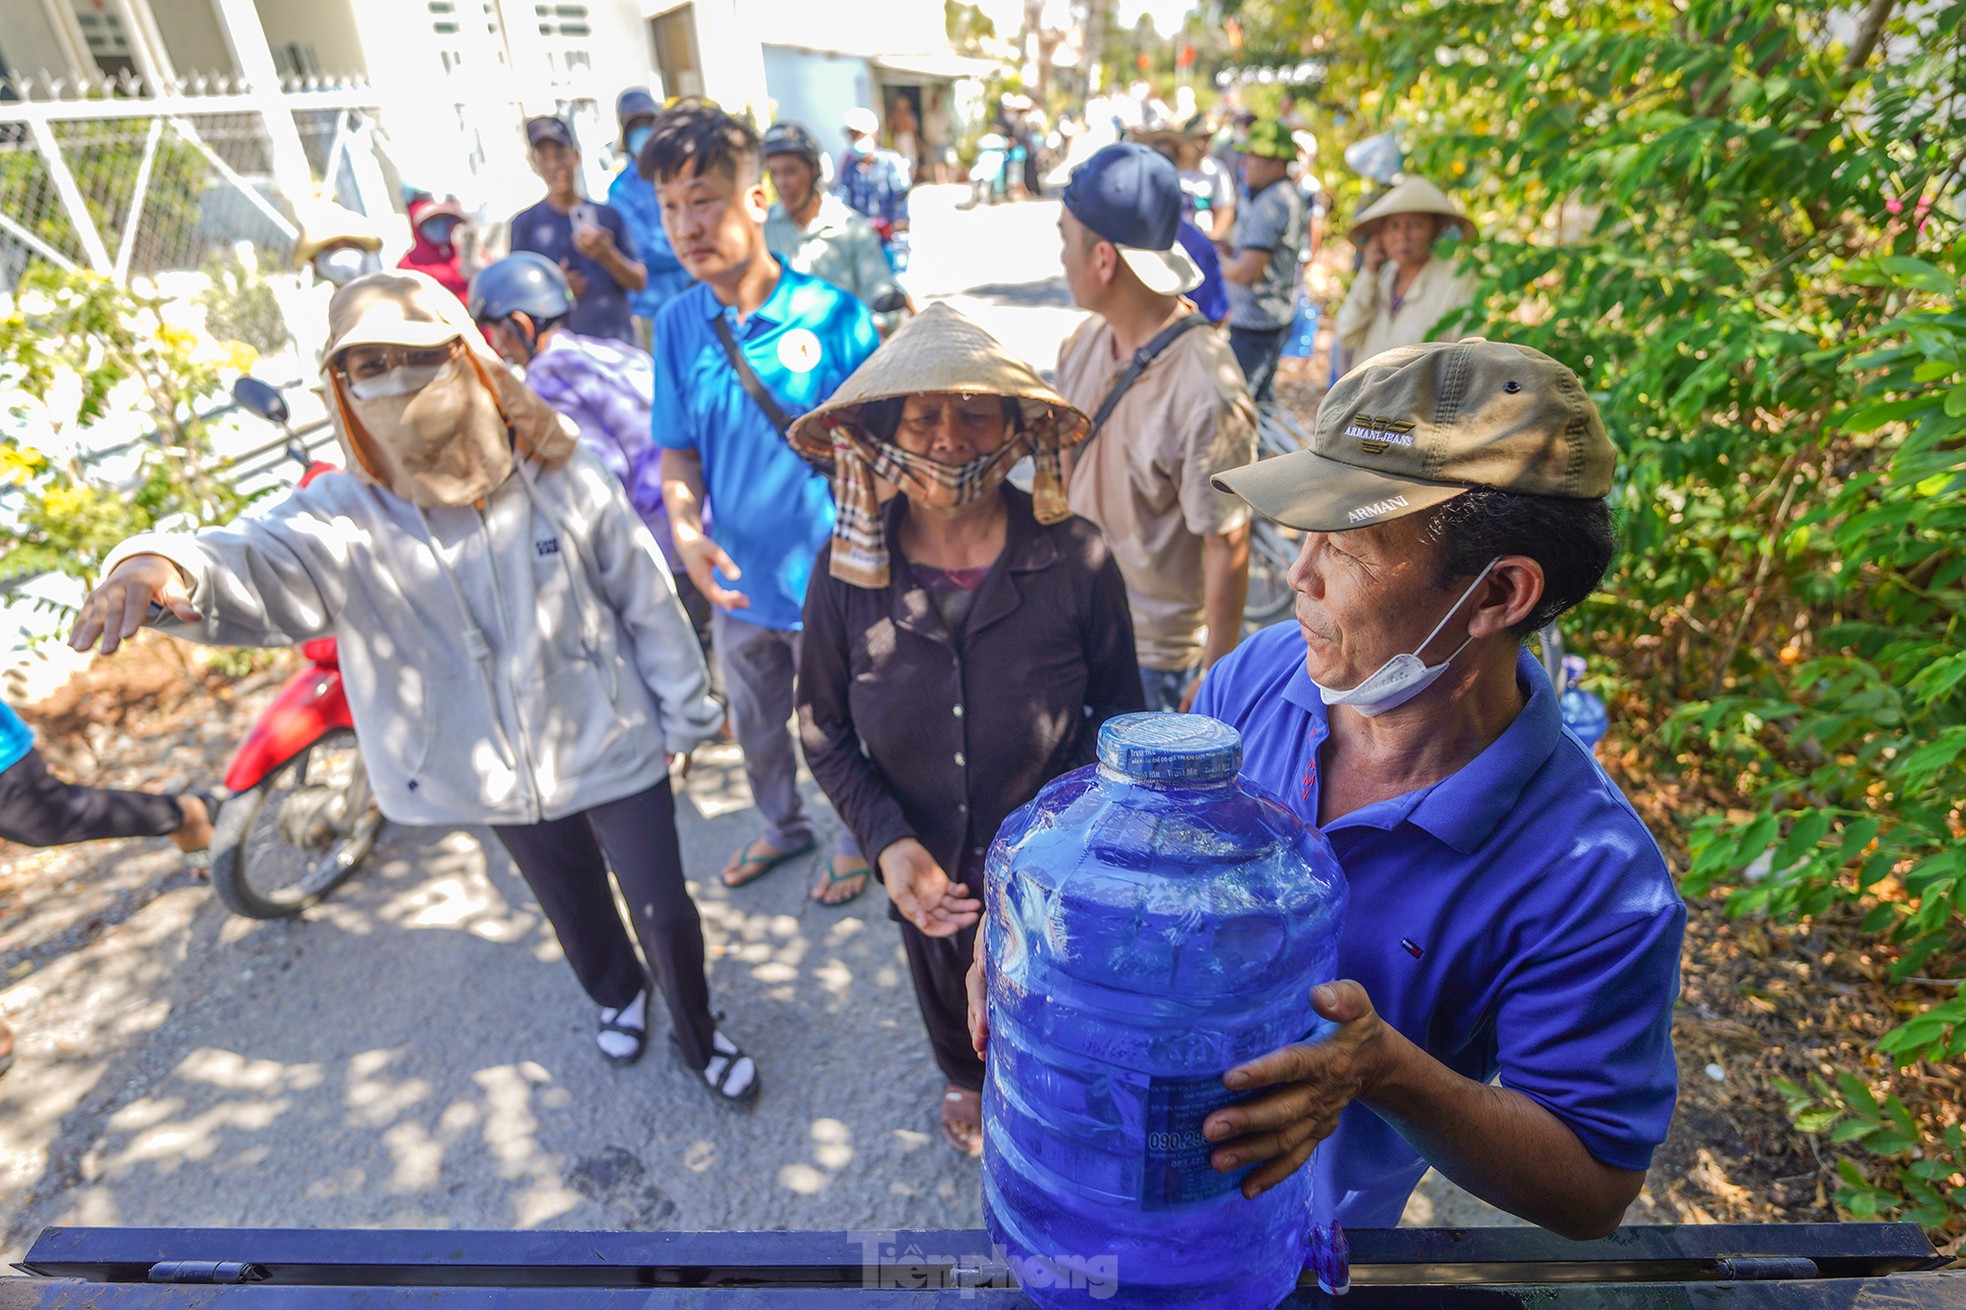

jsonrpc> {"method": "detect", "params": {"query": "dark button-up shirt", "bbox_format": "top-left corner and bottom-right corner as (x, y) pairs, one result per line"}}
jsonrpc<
(798, 488), (1145, 890)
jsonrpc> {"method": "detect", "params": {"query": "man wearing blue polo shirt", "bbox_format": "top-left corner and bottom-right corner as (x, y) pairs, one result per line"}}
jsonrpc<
(970, 340), (1684, 1239)
(646, 103), (882, 906)
(609, 88), (694, 349)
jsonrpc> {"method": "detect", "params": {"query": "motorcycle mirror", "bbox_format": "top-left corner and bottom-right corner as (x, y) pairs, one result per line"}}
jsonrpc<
(871, 290), (909, 314)
(232, 376), (291, 426)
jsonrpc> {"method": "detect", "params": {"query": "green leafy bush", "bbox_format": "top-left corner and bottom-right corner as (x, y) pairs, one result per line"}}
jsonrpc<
(1, 265), (255, 591)
(1230, 0), (1966, 1237)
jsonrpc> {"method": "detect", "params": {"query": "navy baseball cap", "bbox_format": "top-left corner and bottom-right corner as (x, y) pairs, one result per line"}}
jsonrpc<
(616, 88), (660, 126)
(525, 116), (575, 149)
(1062, 143), (1203, 296)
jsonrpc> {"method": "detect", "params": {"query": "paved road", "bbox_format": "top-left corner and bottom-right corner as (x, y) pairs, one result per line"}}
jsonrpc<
(0, 186), (1506, 1262)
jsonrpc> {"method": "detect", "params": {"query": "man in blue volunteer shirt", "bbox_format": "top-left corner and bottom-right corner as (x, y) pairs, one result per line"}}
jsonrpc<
(510, 116), (645, 345)
(646, 103), (882, 906)
(609, 89), (693, 349)
(970, 339), (1683, 1239)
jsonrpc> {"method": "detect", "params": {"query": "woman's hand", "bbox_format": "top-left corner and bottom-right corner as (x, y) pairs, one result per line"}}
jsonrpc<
(879, 838), (981, 937)
(1361, 232), (1387, 273)
(966, 927), (990, 1059)
(68, 555), (199, 656)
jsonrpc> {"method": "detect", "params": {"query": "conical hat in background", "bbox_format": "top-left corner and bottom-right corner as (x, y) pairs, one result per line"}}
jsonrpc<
(1349, 176), (1476, 245)
(787, 303), (1090, 461)
(291, 200), (384, 266)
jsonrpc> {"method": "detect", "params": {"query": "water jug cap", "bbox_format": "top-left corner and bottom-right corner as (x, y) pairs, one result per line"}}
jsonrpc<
(1097, 712), (1242, 782)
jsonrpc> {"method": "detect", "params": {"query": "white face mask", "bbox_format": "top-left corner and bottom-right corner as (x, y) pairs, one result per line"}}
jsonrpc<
(1313, 558), (1500, 717)
(346, 361), (450, 401)
(315, 247), (379, 286)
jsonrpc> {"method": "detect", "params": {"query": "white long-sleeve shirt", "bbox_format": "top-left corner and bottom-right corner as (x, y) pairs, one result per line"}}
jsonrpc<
(105, 447), (721, 827)
(1334, 255), (1479, 372)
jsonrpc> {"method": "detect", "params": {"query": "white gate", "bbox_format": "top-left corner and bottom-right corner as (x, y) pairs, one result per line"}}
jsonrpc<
(0, 74), (395, 291)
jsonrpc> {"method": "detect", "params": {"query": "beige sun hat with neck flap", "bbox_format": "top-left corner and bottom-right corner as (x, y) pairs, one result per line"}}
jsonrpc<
(788, 302), (1089, 461)
(1349, 175), (1476, 246)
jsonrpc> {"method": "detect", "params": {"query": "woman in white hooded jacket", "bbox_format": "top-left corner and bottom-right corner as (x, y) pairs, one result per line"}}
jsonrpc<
(70, 270), (758, 1104)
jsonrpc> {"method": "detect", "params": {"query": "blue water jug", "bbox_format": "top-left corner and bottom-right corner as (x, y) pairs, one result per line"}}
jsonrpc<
(1281, 293), (1319, 360)
(1558, 654), (1609, 747)
(982, 713), (1349, 1309)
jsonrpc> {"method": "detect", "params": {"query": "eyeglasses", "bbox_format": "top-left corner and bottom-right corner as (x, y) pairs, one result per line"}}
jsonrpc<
(334, 340), (462, 381)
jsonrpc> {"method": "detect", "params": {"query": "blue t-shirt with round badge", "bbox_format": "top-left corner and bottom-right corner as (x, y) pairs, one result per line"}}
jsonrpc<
(1, 700), (34, 776)
(651, 262), (878, 632)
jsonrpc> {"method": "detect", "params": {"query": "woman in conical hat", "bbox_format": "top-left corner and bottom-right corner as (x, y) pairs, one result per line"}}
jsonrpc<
(792, 303), (1145, 1154)
(1333, 175), (1479, 375)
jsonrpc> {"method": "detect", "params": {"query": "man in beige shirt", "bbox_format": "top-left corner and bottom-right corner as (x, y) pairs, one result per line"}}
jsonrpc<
(1055, 143), (1256, 711)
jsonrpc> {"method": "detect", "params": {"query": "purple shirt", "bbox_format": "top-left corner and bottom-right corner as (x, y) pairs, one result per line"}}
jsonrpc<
(522, 331), (679, 565)
(1195, 626), (1683, 1227)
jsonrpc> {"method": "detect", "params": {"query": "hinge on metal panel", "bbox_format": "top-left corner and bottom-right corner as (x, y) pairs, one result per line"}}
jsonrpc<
(1711, 1256), (1821, 1281)
(950, 1253), (1014, 1290)
(146, 1261), (268, 1284)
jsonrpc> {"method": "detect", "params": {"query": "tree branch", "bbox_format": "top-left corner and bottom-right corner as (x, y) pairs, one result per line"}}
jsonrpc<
(1841, 0), (1895, 75)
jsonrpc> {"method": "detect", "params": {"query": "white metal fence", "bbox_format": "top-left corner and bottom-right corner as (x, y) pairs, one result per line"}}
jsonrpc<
(0, 75), (394, 292)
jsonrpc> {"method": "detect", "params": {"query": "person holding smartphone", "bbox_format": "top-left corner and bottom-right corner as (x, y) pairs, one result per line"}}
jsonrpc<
(510, 116), (646, 345)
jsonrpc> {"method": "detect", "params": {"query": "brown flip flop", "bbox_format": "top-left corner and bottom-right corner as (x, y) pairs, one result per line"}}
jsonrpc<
(940, 1085), (983, 1157)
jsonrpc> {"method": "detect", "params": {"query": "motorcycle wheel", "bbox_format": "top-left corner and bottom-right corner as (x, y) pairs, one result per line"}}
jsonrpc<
(1244, 518), (1300, 627)
(209, 728), (382, 919)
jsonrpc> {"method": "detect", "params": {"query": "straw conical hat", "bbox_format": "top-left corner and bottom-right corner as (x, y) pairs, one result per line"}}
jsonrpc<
(291, 200), (384, 266)
(1349, 176), (1475, 245)
(788, 303), (1090, 461)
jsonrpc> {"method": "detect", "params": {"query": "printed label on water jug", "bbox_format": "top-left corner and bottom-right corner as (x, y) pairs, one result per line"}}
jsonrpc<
(1141, 1072), (1242, 1209)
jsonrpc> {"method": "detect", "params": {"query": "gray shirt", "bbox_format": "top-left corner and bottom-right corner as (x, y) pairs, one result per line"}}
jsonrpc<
(764, 193), (902, 330)
(1226, 178), (1307, 330)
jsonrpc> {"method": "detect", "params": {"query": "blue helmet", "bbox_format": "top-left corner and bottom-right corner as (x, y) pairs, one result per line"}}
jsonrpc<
(467, 252), (573, 325)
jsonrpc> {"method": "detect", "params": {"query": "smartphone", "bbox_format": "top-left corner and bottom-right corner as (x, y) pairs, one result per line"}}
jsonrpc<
(570, 202), (599, 233)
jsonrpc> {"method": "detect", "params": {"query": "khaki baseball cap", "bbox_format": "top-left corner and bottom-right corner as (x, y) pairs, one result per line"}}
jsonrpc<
(1213, 339), (1615, 531)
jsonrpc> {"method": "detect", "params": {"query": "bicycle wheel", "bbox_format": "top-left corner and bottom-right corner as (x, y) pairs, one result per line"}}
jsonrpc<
(209, 728), (382, 919)
(1244, 518), (1300, 627)
(1255, 403), (1314, 461)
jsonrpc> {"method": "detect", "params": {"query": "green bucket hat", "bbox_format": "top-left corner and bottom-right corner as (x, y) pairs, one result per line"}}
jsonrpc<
(1242, 119), (1299, 160)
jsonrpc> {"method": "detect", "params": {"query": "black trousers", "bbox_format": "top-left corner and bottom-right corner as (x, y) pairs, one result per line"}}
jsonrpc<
(0, 748), (183, 848)
(493, 779), (715, 1070)
(671, 568), (724, 708)
(1230, 324), (1291, 402)
(899, 916), (986, 1093)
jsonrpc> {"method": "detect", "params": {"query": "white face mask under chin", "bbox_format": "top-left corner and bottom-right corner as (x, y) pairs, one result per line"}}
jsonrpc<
(347, 361), (450, 401)
(1313, 558), (1502, 717)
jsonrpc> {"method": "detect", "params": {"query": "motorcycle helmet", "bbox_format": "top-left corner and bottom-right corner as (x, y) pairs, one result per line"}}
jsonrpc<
(467, 252), (574, 326)
(763, 121), (824, 170)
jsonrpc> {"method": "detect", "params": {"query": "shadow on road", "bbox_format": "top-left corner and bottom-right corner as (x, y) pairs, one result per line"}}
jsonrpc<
(0, 768), (983, 1256)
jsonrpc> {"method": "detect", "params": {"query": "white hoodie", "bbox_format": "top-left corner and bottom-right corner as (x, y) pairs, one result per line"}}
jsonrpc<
(104, 446), (721, 827)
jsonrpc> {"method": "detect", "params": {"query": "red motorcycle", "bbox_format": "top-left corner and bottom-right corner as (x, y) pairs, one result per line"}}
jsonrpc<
(205, 379), (382, 918)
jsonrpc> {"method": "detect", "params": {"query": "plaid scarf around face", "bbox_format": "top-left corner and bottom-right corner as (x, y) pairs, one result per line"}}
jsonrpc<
(821, 408), (1075, 588)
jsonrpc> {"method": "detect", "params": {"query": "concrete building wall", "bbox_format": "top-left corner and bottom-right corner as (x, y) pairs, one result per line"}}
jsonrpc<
(742, 0), (945, 59)
(148, 0), (235, 75)
(760, 45), (869, 145)
(251, 0), (368, 78)
(1, 2), (87, 81)
(639, 0), (765, 120)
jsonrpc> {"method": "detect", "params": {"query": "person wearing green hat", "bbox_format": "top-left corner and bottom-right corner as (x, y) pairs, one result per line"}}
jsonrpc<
(1215, 119), (1307, 401)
